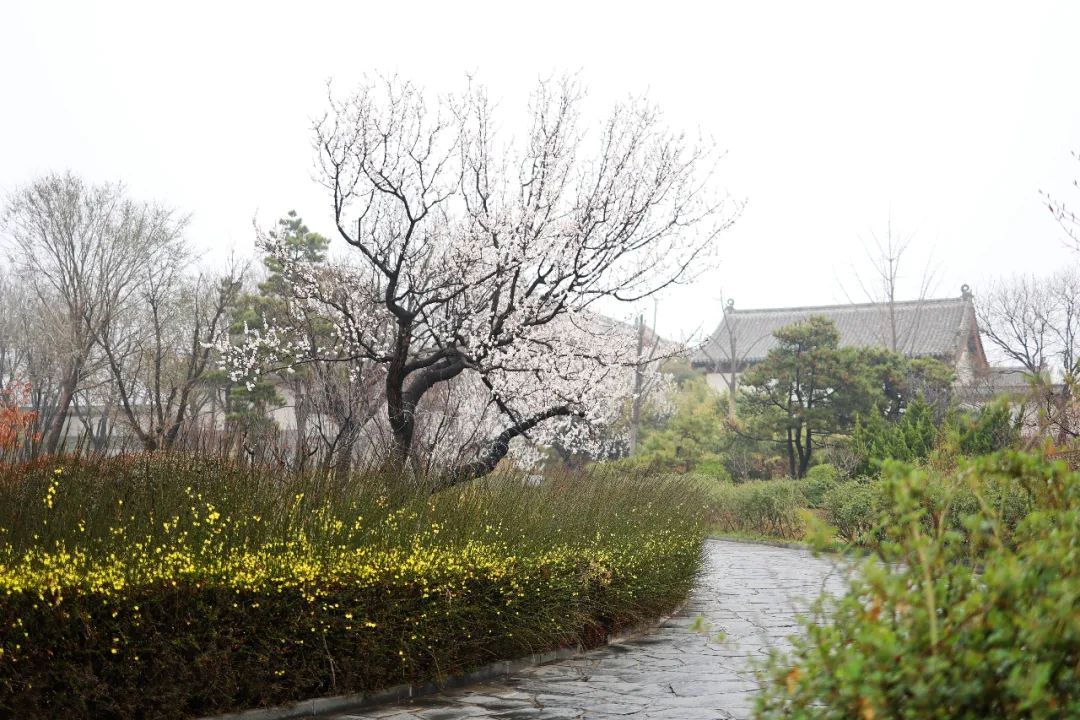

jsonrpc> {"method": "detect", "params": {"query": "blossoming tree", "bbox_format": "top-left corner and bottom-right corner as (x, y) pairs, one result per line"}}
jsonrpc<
(224, 76), (736, 485)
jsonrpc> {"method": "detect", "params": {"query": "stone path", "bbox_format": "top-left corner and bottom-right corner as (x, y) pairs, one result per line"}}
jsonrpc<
(329, 539), (850, 720)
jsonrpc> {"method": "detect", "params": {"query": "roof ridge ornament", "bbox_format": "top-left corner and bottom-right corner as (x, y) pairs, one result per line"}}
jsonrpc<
(961, 284), (973, 300)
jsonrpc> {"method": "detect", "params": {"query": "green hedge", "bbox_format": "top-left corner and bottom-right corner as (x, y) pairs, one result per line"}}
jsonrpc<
(821, 459), (1036, 549)
(756, 451), (1080, 719)
(0, 456), (707, 719)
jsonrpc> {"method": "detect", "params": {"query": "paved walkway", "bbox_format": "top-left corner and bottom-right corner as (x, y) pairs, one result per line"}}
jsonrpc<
(330, 539), (850, 720)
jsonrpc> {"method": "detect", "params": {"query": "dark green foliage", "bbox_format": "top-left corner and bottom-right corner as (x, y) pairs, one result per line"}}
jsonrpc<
(852, 396), (940, 475)
(851, 396), (1020, 480)
(906, 356), (958, 411)
(802, 464), (839, 508)
(217, 211), (331, 436)
(741, 316), (856, 478)
(950, 399), (1020, 457)
(740, 316), (955, 478)
(756, 452), (1080, 719)
(259, 210), (330, 297)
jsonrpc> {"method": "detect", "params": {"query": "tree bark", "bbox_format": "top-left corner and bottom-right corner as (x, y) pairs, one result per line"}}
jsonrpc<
(628, 316), (646, 454)
(434, 406), (577, 492)
(786, 425), (797, 479)
(42, 364), (81, 455)
(799, 427), (813, 478)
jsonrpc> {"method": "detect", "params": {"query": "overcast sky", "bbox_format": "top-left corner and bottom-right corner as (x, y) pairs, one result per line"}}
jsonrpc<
(4, 0), (1080, 341)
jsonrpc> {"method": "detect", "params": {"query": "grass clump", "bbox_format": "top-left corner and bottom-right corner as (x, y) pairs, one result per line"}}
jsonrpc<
(755, 451), (1080, 719)
(0, 455), (707, 719)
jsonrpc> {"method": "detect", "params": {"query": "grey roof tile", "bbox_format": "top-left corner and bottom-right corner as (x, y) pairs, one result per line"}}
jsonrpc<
(693, 296), (975, 366)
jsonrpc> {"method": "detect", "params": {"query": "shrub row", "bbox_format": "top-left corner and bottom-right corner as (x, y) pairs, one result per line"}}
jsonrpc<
(820, 460), (1035, 549)
(0, 456), (707, 719)
(705, 479), (808, 540)
(705, 455), (1038, 551)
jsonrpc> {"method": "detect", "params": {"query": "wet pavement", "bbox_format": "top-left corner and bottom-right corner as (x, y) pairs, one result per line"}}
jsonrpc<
(330, 539), (849, 720)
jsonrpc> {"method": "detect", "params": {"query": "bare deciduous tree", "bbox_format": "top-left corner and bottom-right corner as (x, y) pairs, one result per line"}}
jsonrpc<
(977, 275), (1055, 375)
(843, 218), (938, 354)
(1046, 150), (1080, 251)
(0, 268), (26, 392)
(96, 258), (245, 451)
(978, 269), (1080, 442)
(1, 173), (188, 454)
(696, 294), (771, 418)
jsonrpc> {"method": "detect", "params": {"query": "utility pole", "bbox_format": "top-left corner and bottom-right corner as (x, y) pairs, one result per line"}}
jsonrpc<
(629, 313), (646, 455)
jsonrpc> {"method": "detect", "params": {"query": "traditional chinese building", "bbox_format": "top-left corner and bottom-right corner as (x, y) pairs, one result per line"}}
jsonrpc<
(692, 286), (990, 394)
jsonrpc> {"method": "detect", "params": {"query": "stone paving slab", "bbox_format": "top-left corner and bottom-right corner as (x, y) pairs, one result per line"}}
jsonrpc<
(327, 539), (850, 720)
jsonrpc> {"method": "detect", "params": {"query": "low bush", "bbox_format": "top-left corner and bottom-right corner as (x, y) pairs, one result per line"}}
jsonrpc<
(821, 480), (883, 544)
(706, 479), (807, 539)
(756, 451), (1080, 719)
(0, 455), (707, 719)
(802, 464), (839, 508)
(821, 457), (1037, 550)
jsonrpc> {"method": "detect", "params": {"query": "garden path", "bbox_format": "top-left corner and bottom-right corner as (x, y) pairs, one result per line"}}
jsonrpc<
(329, 539), (849, 720)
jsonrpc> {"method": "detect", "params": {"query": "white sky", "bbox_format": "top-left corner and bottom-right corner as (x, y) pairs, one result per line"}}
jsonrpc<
(3, 0), (1080, 342)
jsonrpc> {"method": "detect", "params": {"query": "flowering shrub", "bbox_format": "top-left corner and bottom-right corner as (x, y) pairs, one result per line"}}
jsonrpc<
(756, 452), (1080, 719)
(0, 456), (706, 718)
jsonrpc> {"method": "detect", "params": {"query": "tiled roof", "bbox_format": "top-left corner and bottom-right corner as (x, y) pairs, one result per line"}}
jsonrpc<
(693, 296), (975, 367)
(955, 366), (1052, 405)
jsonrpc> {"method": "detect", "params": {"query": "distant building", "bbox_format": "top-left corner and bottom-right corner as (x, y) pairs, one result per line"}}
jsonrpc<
(692, 286), (991, 393)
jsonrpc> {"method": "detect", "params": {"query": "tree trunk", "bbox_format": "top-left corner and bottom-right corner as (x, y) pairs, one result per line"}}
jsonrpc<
(726, 370), (738, 419)
(332, 420), (357, 482)
(293, 379), (310, 458)
(42, 367), (80, 455)
(385, 326), (415, 469)
(629, 316), (645, 454)
(786, 426), (797, 479)
(799, 427), (813, 478)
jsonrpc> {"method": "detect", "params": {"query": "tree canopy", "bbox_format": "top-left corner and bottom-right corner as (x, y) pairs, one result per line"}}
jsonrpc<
(740, 315), (953, 477)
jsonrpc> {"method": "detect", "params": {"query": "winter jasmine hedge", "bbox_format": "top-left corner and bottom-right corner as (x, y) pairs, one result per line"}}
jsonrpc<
(0, 456), (707, 719)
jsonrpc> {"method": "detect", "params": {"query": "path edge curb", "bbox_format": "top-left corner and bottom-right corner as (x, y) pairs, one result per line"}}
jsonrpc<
(198, 599), (689, 720)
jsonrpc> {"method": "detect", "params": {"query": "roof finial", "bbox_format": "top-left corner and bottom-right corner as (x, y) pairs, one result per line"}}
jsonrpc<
(725, 298), (735, 312)
(961, 284), (972, 300)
